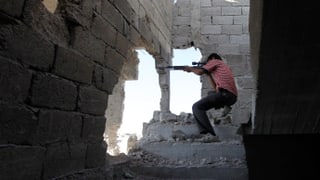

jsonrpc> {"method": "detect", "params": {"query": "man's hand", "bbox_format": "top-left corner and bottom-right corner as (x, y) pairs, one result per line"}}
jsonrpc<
(183, 66), (192, 72)
(183, 66), (205, 75)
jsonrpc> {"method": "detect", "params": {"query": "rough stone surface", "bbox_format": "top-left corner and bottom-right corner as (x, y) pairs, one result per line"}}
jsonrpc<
(31, 74), (77, 111)
(86, 142), (107, 168)
(94, 64), (119, 93)
(37, 110), (82, 144)
(82, 116), (106, 142)
(0, 103), (36, 144)
(78, 86), (108, 115)
(0, 24), (55, 70)
(0, 0), (253, 179)
(54, 46), (93, 84)
(0, 0), (25, 17)
(0, 57), (32, 102)
(0, 145), (45, 180)
(43, 141), (87, 179)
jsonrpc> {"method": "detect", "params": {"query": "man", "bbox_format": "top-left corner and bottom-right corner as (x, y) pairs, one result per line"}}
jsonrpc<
(183, 53), (238, 137)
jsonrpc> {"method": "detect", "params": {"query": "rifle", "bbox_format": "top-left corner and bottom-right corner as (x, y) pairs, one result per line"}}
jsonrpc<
(157, 61), (206, 70)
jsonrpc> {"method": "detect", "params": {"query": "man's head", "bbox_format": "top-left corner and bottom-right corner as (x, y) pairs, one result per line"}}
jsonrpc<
(206, 53), (222, 62)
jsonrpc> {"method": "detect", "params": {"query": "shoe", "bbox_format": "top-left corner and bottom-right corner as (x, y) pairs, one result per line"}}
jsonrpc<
(220, 105), (232, 117)
(201, 129), (216, 136)
(213, 118), (221, 125)
(200, 131), (209, 134)
(201, 134), (220, 143)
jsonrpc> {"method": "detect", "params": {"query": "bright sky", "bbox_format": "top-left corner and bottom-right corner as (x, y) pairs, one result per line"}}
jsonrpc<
(117, 48), (202, 152)
(170, 48), (202, 114)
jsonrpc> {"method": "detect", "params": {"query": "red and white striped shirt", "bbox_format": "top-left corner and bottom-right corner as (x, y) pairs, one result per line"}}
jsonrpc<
(202, 60), (238, 96)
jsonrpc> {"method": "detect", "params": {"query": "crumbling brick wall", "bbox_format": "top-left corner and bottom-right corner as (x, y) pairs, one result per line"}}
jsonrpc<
(0, 0), (173, 179)
(105, 0), (174, 155)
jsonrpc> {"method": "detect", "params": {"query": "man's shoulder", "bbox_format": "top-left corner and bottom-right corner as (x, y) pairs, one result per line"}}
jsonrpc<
(204, 60), (218, 67)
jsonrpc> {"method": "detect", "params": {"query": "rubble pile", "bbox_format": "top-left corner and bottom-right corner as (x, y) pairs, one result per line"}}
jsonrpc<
(128, 148), (246, 168)
(124, 111), (246, 167)
(115, 111), (248, 179)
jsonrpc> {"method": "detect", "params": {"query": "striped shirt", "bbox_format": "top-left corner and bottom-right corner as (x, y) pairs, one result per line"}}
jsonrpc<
(202, 60), (238, 96)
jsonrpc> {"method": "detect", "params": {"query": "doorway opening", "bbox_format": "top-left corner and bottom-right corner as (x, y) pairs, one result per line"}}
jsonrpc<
(170, 48), (202, 115)
(105, 48), (202, 155)
(111, 49), (161, 155)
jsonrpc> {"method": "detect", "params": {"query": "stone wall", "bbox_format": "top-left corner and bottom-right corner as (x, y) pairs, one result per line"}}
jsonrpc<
(0, 0), (173, 179)
(105, 0), (174, 154)
(172, 0), (253, 125)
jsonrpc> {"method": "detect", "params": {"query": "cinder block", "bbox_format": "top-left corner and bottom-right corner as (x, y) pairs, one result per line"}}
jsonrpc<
(212, 16), (233, 25)
(217, 44), (240, 55)
(140, 141), (246, 162)
(0, 24), (55, 70)
(222, 7), (242, 16)
(78, 86), (108, 115)
(234, 16), (249, 25)
(201, 7), (221, 16)
(0, 103), (36, 144)
(82, 115), (106, 141)
(129, 26), (142, 46)
(116, 33), (130, 57)
(114, 0), (132, 22)
(0, 145), (45, 180)
(201, 0), (211, 7)
(0, 57), (32, 102)
(43, 142), (86, 179)
(202, 25), (222, 35)
(31, 74), (77, 110)
(101, 0), (123, 32)
(222, 24), (243, 35)
(0, 0), (25, 17)
(37, 110), (82, 144)
(73, 27), (105, 64)
(91, 15), (117, 46)
(86, 142), (107, 168)
(54, 46), (93, 84)
(139, 17), (153, 45)
(236, 77), (254, 89)
(93, 64), (119, 93)
(105, 46), (125, 74)
(230, 34), (249, 44)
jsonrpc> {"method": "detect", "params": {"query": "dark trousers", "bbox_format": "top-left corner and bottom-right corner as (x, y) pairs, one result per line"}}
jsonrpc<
(192, 89), (237, 136)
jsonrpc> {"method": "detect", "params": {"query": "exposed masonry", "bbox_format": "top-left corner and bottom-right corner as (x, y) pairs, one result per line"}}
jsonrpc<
(0, 0), (252, 179)
(172, 0), (252, 125)
(0, 0), (172, 179)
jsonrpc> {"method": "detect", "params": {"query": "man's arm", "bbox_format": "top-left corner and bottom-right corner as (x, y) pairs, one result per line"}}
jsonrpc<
(183, 66), (206, 75)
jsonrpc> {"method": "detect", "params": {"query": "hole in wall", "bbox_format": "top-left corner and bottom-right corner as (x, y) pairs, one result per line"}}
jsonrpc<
(114, 49), (161, 155)
(170, 48), (202, 114)
(42, 0), (58, 13)
(105, 48), (202, 155)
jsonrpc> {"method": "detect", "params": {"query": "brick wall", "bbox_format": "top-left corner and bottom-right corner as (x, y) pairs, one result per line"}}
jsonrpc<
(0, 0), (173, 179)
(172, 0), (253, 124)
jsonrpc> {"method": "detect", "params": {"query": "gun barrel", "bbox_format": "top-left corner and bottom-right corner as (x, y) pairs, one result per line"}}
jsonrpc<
(157, 65), (203, 70)
(166, 66), (185, 70)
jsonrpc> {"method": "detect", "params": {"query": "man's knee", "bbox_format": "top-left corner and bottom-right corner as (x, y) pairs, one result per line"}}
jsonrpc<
(192, 103), (198, 112)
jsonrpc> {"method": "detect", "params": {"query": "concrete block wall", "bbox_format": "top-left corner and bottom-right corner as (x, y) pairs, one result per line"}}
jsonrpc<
(172, 0), (253, 125)
(0, 0), (173, 179)
(128, 0), (174, 114)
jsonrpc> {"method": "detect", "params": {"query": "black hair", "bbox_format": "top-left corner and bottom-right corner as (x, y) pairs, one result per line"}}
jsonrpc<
(206, 53), (222, 62)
